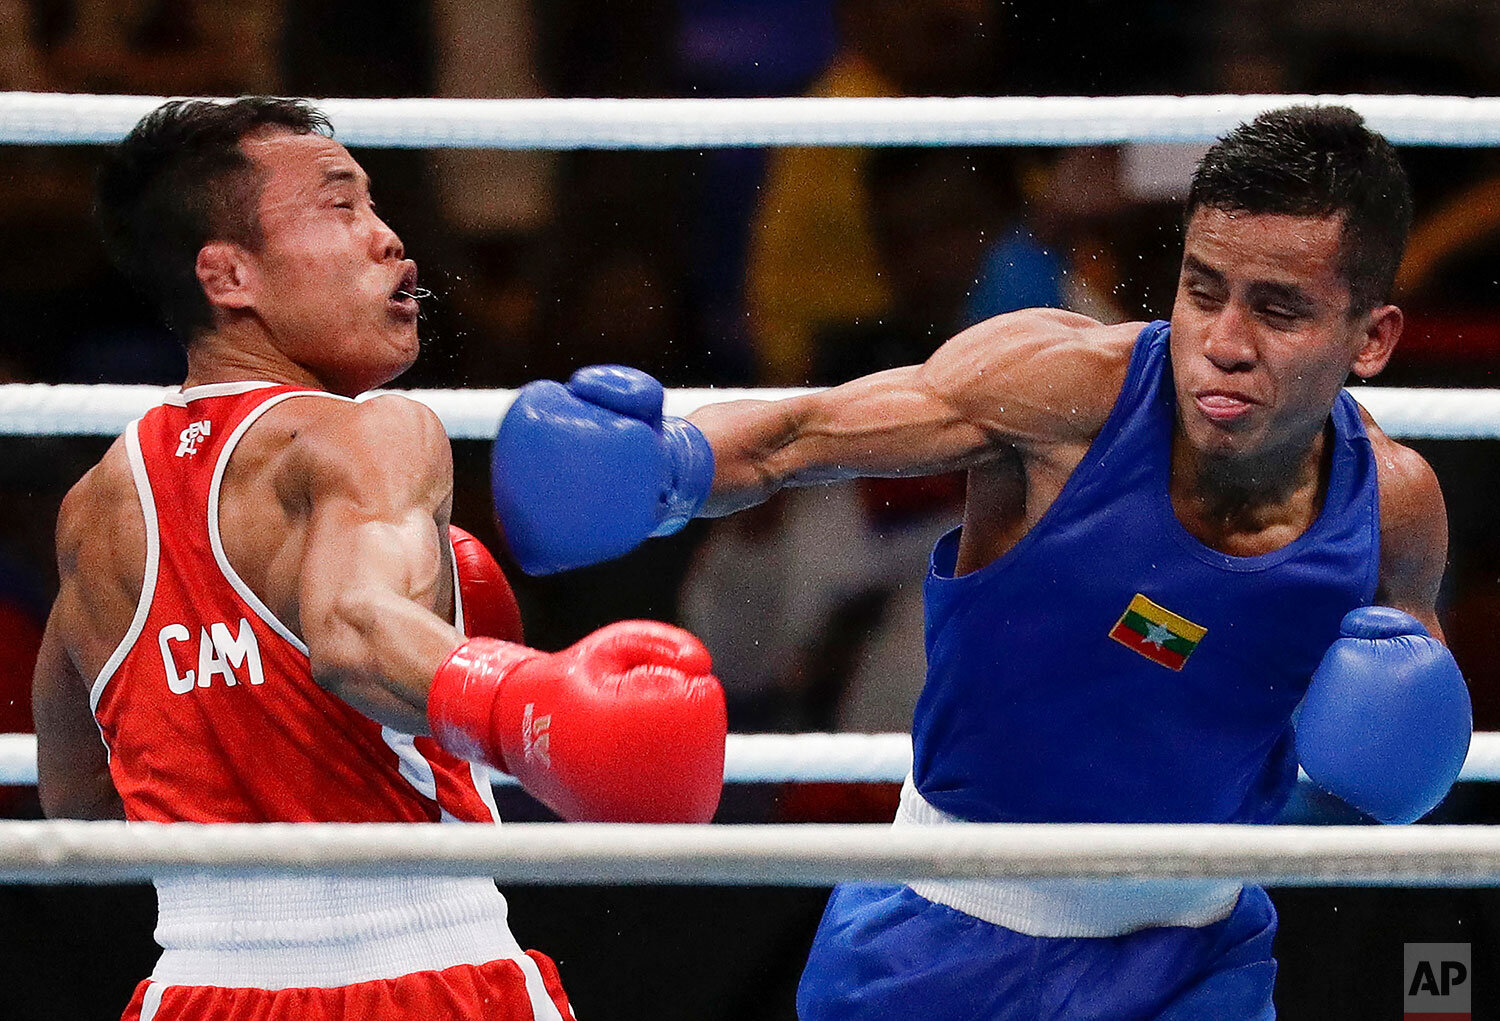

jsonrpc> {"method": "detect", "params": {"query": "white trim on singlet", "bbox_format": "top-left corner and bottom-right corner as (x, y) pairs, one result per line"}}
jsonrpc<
(90, 420), (161, 717)
(381, 726), (456, 824)
(451, 546), (466, 636)
(206, 389), (355, 655)
(470, 759), (502, 822)
(206, 388), (501, 824)
(163, 380), (280, 407)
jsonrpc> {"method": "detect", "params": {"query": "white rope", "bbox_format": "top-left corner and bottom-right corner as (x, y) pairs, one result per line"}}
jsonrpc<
(2, 384), (1498, 440)
(0, 732), (913, 787)
(5, 732), (1500, 787)
(8, 93), (1500, 148)
(2, 819), (1500, 886)
(1350, 388), (1500, 439)
(0, 734), (33, 784)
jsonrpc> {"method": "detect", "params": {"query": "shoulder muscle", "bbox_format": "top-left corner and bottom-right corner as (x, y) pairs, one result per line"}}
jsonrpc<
(1366, 415), (1447, 623)
(923, 310), (1143, 448)
(57, 438), (138, 577)
(288, 394), (453, 512)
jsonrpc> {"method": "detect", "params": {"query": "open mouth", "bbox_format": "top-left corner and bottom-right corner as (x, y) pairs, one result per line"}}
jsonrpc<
(389, 263), (428, 318)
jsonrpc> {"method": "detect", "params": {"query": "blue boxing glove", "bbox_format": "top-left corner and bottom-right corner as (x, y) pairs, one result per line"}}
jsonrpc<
(492, 365), (715, 575)
(1295, 606), (1472, 824)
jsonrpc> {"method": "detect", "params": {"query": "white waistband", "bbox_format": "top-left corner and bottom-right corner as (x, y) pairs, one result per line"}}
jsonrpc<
(895, 777), (1243, 938)
(151, 873), (525, 989)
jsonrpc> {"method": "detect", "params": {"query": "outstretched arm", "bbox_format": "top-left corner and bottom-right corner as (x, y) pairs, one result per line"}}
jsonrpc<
(491, 309), (1138, 574)
(691, 310), (1135, 516)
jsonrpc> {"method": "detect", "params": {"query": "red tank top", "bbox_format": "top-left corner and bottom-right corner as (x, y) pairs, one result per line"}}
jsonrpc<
(91, 381), (499, 824)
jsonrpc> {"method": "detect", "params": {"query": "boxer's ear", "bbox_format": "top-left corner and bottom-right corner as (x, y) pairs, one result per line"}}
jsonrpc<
(196, 241), (257, 313)
(1350, 304), (1402, 380)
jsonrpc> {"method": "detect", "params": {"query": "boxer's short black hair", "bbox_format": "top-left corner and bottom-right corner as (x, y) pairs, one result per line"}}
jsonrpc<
(1186, 105), (1412, 313)
(97, 97), (332, 342)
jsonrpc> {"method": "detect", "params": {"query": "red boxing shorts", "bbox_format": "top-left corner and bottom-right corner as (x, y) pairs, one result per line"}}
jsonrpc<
(122, 950), (574, 1021)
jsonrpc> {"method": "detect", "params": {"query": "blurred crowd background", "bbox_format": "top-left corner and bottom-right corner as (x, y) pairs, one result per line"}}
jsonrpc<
(3, 1), (1500, 1018)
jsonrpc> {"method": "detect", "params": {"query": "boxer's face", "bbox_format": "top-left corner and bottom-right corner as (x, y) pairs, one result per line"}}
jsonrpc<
(234, 130), (419, 394)
(1169, 206), (1400, 467)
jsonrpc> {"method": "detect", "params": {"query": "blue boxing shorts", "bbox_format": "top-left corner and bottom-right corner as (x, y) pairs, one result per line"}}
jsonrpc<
(797, 882), (1277, 1021)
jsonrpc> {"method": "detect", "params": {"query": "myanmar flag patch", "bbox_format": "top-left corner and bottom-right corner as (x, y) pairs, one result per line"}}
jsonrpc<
(1108, 594), (1208, 671)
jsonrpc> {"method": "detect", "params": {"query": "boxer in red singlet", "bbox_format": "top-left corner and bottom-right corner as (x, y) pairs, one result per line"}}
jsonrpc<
(30, 97), (727, 1021)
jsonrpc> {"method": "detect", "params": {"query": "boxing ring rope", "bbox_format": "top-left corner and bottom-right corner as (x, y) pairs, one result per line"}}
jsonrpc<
(3, 384), (1500, 440)
(0, 733), (899, 786)
(5, 731), (1500, 788)
(3, 819), (1500, 886)
(9, 93), (1500, 148)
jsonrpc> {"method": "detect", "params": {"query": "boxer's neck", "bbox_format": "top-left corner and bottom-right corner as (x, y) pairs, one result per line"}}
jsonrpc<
(1168, 420), (1332, 552)
(181, 322), (383, 398)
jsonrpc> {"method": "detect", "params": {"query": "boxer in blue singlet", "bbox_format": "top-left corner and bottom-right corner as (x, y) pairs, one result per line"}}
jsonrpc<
(488, 107), (1472, 1019)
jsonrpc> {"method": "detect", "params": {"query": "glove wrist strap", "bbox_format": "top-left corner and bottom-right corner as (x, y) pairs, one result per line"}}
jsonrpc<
(653, 418), (715, 537)
(428, 638), (543, 771)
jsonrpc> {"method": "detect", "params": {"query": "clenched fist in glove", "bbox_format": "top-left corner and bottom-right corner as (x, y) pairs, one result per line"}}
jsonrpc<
(427, 619), (727, 823)
(1296, 606), (1471, 824)
(491, 365), (714, 575)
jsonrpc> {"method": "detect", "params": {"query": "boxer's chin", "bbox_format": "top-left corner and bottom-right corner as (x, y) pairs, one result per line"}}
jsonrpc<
(388, 305), (421, 352)
(383, 326), (422, 381)
(336, 333), (420, 394)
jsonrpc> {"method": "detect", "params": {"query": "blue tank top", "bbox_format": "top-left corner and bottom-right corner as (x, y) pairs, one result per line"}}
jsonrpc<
(914, 321), (1380, 824)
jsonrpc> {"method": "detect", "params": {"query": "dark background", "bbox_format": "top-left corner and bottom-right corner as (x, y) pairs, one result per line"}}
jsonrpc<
(4, 0), (1500, 1018)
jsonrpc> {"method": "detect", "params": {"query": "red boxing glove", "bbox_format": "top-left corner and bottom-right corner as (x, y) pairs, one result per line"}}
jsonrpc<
(450, 525), (524, 642)
(428, 620), (727, 823)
